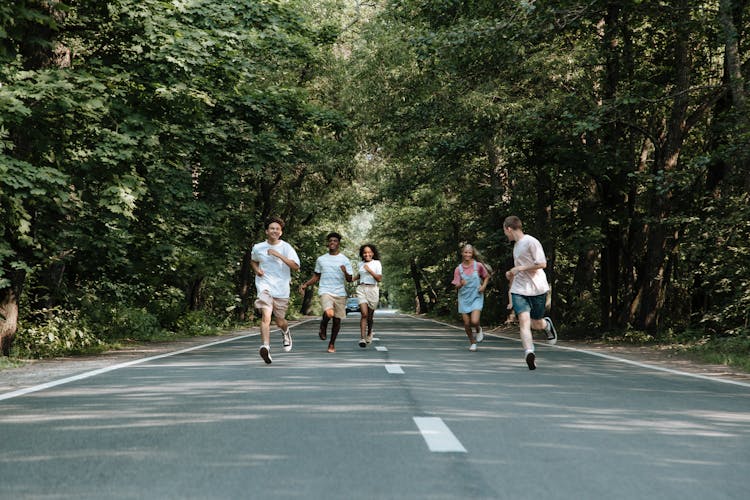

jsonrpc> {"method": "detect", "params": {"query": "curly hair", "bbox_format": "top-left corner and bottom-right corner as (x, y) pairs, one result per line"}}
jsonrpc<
(359, 243), (380, 260)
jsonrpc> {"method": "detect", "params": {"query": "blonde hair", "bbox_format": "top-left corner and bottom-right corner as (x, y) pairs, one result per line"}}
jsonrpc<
(460, 244), (493, 274)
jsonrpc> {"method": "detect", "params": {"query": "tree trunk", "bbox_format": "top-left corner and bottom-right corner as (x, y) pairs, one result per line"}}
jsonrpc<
(410, 259), (429, 314)
(631, 0), (691, 332)
(0, 272), (24, 357)
(186, 277), (204, 311)
(300, 287), (314, 316)
(237, 248), (254, 320)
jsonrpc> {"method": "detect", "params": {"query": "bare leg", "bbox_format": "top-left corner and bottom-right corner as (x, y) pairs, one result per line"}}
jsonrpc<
(319, 314), (330, 339)
(367, 309), (375, 336)
(517, 311), (534, 352)
(330, 317), (342, 345)
(359, 304), (369, 340)
(260, 308), (272, 346)
(470, 310), (481, 333)
(462, 313), (475, 344)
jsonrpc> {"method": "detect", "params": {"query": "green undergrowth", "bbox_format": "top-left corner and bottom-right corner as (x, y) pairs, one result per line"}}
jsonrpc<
(7, 307), (262, 361)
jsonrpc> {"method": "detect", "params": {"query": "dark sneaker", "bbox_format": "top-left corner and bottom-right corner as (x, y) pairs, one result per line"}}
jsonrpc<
(318, 326), (327, 340)
(259, 345), (272, 364)
(359, 338), (367, 348)
(544, 317), (557, 345)
(282, 329), (292, 352)
(525, 352), (536, 370)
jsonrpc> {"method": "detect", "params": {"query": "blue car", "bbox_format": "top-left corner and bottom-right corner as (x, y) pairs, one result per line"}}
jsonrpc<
(345, 297), (360, 314)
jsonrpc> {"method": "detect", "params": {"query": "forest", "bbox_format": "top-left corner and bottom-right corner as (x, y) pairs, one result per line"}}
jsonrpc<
(1, 0), (748, 364)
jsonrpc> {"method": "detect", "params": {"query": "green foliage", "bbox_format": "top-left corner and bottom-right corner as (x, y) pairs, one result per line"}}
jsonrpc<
(14, 309), (105, 358)
(687, 333), (750, 372)
(1, 0), (360, 358)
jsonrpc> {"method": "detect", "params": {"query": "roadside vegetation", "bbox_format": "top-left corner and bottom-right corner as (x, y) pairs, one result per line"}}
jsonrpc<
(2, 1), (748, 374)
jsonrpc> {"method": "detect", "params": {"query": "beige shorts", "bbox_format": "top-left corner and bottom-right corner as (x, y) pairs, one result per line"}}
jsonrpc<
(254, 290), (290, 319)
(320, 293), (346, 319)
(356, 284), (379, 310)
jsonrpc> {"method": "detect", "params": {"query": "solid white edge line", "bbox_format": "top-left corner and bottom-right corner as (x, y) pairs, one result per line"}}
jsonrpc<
(413, 417), (467, 453)
(413, 315), (750, 389)
(0, 318), (323, 402)
(0, 332), (257, 401)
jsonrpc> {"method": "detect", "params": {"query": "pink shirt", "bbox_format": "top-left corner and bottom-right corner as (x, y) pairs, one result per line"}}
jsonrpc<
(452, 261), (488, 286)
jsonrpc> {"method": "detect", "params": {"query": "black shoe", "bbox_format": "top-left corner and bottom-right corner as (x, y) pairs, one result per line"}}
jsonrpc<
(259, 345), (272, 365)
(318, 326), (327, 340)
(544, 317), (557, 345)
(359, 338), (367, 348)
(525, 352), (536, 370)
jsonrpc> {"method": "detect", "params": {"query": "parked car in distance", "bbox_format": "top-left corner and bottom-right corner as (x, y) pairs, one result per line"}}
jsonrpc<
(345, 297), (360, 314)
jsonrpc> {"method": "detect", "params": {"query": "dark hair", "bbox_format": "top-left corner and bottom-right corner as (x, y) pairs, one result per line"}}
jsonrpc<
(326, 232), (342, 241)
(265, 216), (285, 229)
(359, 244), (380, 260)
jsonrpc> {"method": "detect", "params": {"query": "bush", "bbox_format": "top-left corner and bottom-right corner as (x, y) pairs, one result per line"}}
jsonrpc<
(14, 309), (105, 358)
(174, 310), (223, 337)
(106, 306), (165, 340)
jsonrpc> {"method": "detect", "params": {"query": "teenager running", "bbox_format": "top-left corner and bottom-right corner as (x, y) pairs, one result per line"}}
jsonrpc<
(503, 216), (557, 370)
(299, 232), (353, 353)
(251, 216), (300, 364)
(452, 244), (490, 351)
(355, 244), (382, 347)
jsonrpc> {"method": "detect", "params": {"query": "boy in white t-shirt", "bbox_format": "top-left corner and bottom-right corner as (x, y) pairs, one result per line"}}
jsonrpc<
(299, 232), (353, 353)
(503, 215), (558, 370)
(251, 216), (300, 364)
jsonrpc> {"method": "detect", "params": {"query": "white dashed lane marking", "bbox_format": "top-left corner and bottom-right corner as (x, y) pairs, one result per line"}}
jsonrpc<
(413, 417), (467, 452)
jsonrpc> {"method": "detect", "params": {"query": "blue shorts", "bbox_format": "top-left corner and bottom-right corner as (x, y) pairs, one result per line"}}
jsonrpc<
(511, 293), (547, 320)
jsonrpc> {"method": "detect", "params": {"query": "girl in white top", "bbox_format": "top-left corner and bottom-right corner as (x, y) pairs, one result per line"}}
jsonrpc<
(355, 244), (382, 347)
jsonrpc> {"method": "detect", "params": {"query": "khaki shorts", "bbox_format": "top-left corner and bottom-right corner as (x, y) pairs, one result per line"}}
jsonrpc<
(320, 293), (346, 319)
(255, 290), (290, 319)
(356, 284), (379, 310)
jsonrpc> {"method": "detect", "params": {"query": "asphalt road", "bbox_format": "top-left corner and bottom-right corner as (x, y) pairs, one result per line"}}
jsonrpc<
(2, 312), (749, 499)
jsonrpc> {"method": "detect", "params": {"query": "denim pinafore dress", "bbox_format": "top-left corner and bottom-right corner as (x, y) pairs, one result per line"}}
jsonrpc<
(457, 261), (484, 314)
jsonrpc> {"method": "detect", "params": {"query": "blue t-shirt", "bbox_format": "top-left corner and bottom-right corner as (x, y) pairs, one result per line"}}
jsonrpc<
(314, 253), (353, 297)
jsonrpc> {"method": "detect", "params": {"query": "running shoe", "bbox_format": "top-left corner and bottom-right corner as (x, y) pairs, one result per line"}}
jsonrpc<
(259, 345), (272, 364)
(366, 335), (373, 344)
(475, 328), (484, 343)
(544, 317), (557, 345)
(282, 329), (293, 352)
(318, 325), (327, 340)
(469, 343), (477, 352)
(327, 344), (336, 353)
(525, 351), (536, 370)
(359, 338), (367, 348)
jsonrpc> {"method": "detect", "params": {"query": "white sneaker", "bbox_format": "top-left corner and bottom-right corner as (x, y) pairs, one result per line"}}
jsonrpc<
(544, 317), (557, 345)
(469, 343), (477, 352)
(475, 328), (484, 343)
(282, 329), (293, 352)
(259, 345), (272, 364)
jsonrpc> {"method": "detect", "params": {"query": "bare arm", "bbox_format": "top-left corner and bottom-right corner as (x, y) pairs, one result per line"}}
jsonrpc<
(299, 273), (320, 294)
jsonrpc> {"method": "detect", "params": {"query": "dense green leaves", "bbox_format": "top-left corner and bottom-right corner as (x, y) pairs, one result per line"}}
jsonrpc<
(1, 0), (359, 355)
(1, 0), (748, 358)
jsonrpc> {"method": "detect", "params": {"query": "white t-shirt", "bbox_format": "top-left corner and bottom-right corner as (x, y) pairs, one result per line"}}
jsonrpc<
(251, 240), (300, 298)
(314, 253), (353, 297)
(358, 260), (382, 285)
(510, 234), (550, 296)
